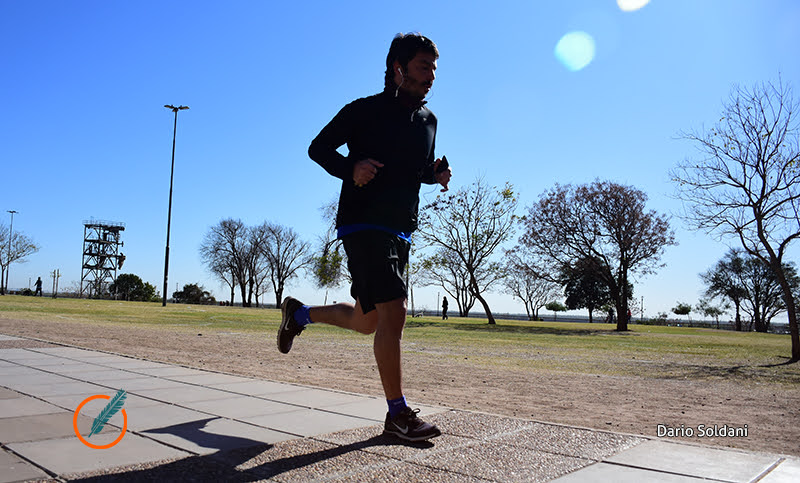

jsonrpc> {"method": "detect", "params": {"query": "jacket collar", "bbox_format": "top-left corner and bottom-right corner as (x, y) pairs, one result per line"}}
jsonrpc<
(383, 87), (427, 111)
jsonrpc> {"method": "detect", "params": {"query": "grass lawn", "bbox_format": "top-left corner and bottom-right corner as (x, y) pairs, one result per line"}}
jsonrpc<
(0, 295), (796, 384)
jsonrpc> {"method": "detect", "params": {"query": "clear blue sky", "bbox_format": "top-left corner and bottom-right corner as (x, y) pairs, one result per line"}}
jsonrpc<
(2, 1), (799, 319)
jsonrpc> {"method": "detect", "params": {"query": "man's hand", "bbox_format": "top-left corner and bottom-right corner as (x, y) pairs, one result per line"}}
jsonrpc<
(353, 158), (384, 187)
(433, 157), (452, 192)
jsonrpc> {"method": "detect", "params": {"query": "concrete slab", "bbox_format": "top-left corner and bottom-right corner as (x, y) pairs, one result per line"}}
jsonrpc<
(760, 458), (800, 483)
(215, 436), (397, 482)
(12, 380), (108, 398)
(551, 462), (710, 482)
(0, 396), (65, 418)
(125, 366), (207, 377)
(0, 411), (112, 444)
(315, 397), (386, 422)
(0, 447), (50, 483)
(64, 355), (136, 365)
(315, 424), (478, 462)
(8, 433), (190, 477)
(142, 417), (296, 455)
(134, 386), (234, 404)
(263, 388), (374, 408)
(183, 395), (299, 419)
(426, 410), (537, 439)
(207, 379), (303, 396)
(416, 440), (590, 482)
(107, 376), (191, 392)
(1, 373), (71, 389)
(606, 440), (781, 482)
(33, 347), (116, 359)
(101, 360), (172, 370)
(114, 403), (214, 432)
(243, 408), (379, 437)
(501, 423), (647, 460)
(40, 391), (162, 413)
(330, 460), (486, 482)
(68, 368), (149, 383)
(0, 387), (21, 399)
(32, 362), (101, 374)
(0, 335), (23, 341)
(0, 348), (58, 360)
(164, 372), (253, 386)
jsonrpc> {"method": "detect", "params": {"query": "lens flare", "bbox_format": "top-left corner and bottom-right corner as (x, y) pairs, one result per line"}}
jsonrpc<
(554, 31), (596, 71)
(617, 0), (650, 12)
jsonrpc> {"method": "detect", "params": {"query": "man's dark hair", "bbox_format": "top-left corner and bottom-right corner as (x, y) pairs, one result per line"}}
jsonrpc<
(384, 33), (439, 90)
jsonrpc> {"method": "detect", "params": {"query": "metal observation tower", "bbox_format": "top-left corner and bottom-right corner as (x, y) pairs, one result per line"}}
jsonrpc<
(80, 220), (126, 298)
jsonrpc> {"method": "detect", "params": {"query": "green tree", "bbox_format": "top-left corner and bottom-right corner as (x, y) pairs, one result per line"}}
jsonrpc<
(173, 283), (216, 305)
(545, 301), (567, 320)
(696, 298), (729, 329)
(523, 180), (676, 331)
(701, 249), (748, 331)
(672, 302), (692, 320)
(109, 273), (157, 302)
(560, 256), (613, 323)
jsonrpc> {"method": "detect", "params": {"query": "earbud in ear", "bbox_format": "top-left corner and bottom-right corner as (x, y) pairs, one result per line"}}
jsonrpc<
(397, 67), (403, 76)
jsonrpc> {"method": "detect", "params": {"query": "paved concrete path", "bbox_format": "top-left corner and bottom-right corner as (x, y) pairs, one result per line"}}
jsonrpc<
(0, 334), (797, 482)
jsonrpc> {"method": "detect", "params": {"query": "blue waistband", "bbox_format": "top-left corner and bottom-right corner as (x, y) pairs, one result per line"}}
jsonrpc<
(337, 224), (413, 242)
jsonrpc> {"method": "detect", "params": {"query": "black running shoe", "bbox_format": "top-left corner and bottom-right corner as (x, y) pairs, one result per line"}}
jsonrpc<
(278, 297), (305, 354)
(384, 407), (441, 441)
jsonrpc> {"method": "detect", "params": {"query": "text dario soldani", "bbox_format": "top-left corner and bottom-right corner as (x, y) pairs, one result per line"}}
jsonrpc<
(657, 423), (748, 438)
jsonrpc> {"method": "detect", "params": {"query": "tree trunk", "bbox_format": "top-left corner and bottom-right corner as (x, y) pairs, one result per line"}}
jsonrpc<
(469, 275), (495, 324)
(588, 308), (594, 323)
(238, 281), (248, 308)
(475, 292), (495, 324)
(774, 268), (800, 361)
(229, 285), (234, 306)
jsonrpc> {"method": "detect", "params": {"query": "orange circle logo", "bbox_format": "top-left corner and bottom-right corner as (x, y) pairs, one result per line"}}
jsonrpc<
(72, 394), (128, 449)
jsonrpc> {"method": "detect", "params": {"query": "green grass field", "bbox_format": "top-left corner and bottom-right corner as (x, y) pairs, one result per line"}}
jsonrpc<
(1, 295), (797, 384)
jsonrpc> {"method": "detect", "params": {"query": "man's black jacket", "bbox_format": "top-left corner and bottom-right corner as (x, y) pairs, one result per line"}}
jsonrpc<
(308, 90), (438, 234)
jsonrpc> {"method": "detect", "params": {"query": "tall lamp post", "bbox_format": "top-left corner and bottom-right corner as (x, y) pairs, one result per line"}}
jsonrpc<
(162, 105), (189, 306)
(3, 210), (18, 295)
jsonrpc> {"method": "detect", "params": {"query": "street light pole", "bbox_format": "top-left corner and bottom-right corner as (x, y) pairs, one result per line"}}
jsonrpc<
(3, 210), (18, 295)
(162, 105), (189, 307)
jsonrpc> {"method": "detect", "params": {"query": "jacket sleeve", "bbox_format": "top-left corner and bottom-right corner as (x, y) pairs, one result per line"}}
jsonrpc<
(308, 102), (357, 181)
(419, 125), (438, 185)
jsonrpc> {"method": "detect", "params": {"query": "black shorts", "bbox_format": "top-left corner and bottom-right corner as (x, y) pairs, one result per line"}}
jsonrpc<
(342, 230), (410, 314)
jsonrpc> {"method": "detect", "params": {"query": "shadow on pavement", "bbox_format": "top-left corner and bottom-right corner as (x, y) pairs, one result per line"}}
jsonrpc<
(70, 430), (432, 482)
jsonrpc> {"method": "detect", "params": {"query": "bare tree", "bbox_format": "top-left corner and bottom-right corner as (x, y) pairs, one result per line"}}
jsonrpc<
(0, 224), (39, 294)
(246, 224), (272, 307)
(418, 178), (517, 324)
(522, 180), (676, 331)
(258, 222), (312, 307)
(672, 79), (800, 359)
(199, 219), (251, 306)
(419, 248), (477, 317)
(503, 247), (560, 321)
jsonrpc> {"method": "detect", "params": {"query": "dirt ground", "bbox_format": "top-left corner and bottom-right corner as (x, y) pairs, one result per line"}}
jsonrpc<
(1, 318), (798, 456)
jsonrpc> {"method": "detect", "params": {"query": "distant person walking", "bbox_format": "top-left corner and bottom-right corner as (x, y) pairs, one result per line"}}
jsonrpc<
(277, 33), (450, 442)
(442, 296), (449, 320)
(34, 277), (43, 296)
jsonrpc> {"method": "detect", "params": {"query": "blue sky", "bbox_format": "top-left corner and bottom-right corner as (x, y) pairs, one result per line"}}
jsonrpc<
(2, 1), (799, 319)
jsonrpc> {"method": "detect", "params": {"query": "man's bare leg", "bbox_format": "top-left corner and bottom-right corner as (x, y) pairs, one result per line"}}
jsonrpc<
(308, 299), (378, 335)
(373, 298), (407, 400)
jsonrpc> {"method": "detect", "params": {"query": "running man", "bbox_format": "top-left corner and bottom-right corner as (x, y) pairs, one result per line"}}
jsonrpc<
(278, 33), (451, 442)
